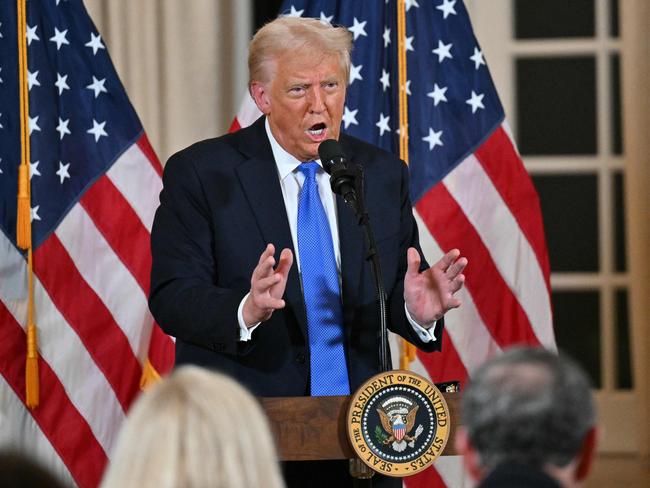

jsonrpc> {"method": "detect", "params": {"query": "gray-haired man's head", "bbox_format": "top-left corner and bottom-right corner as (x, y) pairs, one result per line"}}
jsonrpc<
(460, 347), (596, 471)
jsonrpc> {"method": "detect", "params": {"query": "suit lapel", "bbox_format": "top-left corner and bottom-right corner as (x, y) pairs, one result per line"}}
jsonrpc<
(234, 118), (307, 335)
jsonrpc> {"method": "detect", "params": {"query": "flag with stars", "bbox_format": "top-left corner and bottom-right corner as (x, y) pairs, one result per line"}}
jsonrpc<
(232, 1), (555, 486)
(0, 1), (174, 486)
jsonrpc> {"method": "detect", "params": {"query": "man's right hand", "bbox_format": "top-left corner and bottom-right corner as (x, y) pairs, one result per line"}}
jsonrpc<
(242, 243), (293, 327)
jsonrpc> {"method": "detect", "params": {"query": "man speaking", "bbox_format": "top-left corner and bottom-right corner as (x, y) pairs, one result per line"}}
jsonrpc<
(149, 16), (466, 487)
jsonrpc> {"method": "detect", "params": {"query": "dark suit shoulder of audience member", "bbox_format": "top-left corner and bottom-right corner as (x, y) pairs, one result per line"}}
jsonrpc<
(479, 462), (563, 488)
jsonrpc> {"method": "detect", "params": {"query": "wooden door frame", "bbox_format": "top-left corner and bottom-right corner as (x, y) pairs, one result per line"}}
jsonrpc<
(621, 0), (650, 462)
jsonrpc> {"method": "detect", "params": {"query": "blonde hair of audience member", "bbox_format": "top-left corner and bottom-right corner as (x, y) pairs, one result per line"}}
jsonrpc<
(248, 16), (352, 90)
(101, 366), (285, 488)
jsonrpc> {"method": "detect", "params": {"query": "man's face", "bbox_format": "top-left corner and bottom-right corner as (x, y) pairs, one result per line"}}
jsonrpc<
(251, 50), (346, 162)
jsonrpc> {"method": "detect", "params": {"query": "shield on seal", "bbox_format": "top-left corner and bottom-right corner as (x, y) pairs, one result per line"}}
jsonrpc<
(393, 420), (406, 441)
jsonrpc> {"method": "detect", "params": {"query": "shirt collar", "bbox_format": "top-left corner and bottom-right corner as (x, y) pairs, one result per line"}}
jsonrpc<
(265, 118), (323, 180)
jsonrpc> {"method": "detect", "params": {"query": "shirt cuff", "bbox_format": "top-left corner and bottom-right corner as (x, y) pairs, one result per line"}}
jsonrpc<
(404, 303), (437, 343)
(237, 292), (261, 341)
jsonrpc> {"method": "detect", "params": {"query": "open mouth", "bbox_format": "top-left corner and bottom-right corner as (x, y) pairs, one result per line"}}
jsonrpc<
(307, 122), (326, 136)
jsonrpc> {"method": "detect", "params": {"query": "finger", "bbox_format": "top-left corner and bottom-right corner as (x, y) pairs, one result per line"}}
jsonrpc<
(445, 257), (468, 278)
(252, 257), (276, 283)
(406, 247), (421, 276)
(255, 273), (283, 292)
(447, 297), (462, 310)
(257, 243), (275, 267)
(253, 253), (276, 280)
(257, 243), (275, 265)
(436, 248), (461, 272)
(276, 248), (294, 278)
(450, 274), (465, 293)
(254, 296), (286, 310)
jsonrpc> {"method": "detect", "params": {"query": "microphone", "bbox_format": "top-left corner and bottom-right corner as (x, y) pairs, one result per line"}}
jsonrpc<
(318, 139), (359, 207)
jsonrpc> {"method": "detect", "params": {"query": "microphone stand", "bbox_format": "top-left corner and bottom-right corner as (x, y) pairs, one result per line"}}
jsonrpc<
(329, 165), (390, 373)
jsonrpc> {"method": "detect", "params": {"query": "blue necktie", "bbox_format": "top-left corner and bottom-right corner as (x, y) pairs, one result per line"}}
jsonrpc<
(297, 162), (350, 396)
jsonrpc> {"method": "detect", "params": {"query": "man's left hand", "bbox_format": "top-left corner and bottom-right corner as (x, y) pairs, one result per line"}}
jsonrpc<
(404, 247), (468, 327)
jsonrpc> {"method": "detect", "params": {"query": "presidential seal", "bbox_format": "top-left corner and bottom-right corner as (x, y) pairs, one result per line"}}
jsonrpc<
(347, 370), (450, 477)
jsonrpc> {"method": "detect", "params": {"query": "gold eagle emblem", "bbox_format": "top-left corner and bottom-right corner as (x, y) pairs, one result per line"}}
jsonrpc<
(377, 404), (419, 444)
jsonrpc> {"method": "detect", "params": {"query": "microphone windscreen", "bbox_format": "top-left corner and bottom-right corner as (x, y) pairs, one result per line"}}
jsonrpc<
(318, 139), (346, 174)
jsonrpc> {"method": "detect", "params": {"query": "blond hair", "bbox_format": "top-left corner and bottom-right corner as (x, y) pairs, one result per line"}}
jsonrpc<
(248, 16), (353, 87)
(101, 366), (285, 488)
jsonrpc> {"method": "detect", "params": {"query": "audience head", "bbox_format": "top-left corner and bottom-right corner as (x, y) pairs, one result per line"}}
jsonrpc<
(457, 346), (597, 487)
(101, 366), (285, 488)
(0, 451), (68, 488)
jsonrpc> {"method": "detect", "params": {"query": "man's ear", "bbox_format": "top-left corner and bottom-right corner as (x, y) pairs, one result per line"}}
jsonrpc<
(455, 427), (484, 482)
(250, 82), (271, 115)
(575, 427), (598, 482)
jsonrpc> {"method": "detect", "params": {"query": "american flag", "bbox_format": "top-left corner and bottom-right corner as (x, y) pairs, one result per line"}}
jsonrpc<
(232, 1), (556, 486)
(0, 1), (174, 486)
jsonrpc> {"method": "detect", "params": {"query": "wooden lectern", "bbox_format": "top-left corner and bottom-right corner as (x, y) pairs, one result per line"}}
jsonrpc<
(259, 392), (460, 462)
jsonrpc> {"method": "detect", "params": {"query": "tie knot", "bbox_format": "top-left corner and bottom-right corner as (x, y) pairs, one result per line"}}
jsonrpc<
(298, 161), (319, 180)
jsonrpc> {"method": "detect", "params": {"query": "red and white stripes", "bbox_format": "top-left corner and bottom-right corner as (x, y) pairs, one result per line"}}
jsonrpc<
(414, 123), (555, 388)
(0, 135), (174, 487)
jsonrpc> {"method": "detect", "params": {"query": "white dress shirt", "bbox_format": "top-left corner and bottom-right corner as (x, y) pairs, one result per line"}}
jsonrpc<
(237, 119), (436, 343)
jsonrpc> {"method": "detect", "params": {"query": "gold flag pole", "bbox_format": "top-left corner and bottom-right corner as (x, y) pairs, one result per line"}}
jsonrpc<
(397, 0), (409, 163)
(16, 0), (40, 408)
(397, 0), (417, 370)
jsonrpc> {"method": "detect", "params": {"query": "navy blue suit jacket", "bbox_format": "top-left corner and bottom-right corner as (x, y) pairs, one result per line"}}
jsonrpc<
(149, 116), (442, 397)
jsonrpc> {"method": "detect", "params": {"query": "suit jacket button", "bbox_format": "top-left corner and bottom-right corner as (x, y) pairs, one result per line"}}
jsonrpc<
(296, 353), (306, 364)
(214, 342), (225, 352)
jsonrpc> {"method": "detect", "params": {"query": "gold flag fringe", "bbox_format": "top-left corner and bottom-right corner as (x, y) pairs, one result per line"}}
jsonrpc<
(17, 0), (39, 408)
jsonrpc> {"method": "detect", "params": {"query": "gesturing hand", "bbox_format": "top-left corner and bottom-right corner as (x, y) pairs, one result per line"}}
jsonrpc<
(242, 243), (293, 327)
(404, 247), (467, 326)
